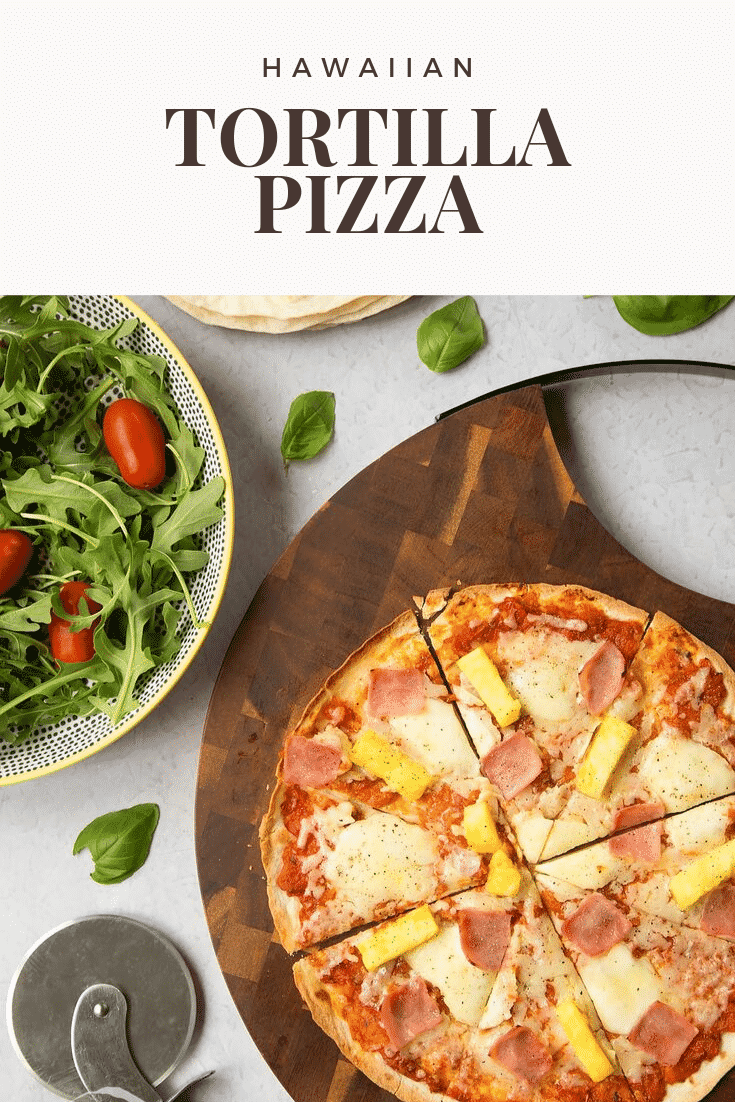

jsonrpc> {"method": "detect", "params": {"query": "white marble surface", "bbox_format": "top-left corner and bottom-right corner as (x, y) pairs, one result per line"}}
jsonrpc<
(3, 295), (735, 1099)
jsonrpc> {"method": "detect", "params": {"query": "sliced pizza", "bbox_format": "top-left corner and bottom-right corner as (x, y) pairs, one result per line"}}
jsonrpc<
(259, 582), (735, 1102)
(424, 583), (650, 862)
(536, 875), (735, 1102)
(294, 868), (632, 1102)
(541, 611), (735, 860)
(535, 793), (735, 937)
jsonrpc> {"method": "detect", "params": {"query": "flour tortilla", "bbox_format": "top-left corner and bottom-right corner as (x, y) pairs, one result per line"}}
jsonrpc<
(166, 294), (410, 333)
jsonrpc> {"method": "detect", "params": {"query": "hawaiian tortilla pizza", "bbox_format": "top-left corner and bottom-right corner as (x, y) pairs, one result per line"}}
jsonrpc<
(259, 583), (735, 1102)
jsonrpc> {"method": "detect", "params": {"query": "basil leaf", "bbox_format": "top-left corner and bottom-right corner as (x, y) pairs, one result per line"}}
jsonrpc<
(417, 296), (485, 372)
(73, 802), (159, 884)
(281, 391), (335, 464)
(612, 295), (733, 336)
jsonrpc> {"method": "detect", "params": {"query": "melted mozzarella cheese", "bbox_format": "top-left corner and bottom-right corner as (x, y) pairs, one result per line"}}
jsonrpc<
(578, 944), (662, 1035)
(322, 815), (439, 909)
(497, 633), (598, 723)
(665, 795), (735, 853)
(404, 922), (495, 1026)
(537, 846), (623, 891)
(389, 698), (479, 776)
(513, 811), (553, 864)
(637, 735), (735, 812)
(540, 814), (601, 861)
(458, 704), (501, 758)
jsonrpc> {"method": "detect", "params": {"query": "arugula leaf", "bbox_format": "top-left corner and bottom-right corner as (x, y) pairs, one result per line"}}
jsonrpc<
(3, 467), (141, 536)
(0, 665), (102, 737)
(280, 391), (336, 465)
(78, 529), (178, 721)
(73, 803), (159, 884)
(164, 421), (206, 497)
(612, 295), (733, 335)
(41, 378), (116, 470)
(0, 593), (52, 633)
(151, 476), (225, 561)
(417, 296), (485, 372)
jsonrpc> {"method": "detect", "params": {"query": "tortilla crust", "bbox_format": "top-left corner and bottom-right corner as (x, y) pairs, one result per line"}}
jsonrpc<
(166, 295), (410, 332)
(425, 582), (650, 646)
(170, 295), (359, 319)
(259, 780), (301, 953)
(661, 1030), (735, 1102)
(293, 956), (453, 1102)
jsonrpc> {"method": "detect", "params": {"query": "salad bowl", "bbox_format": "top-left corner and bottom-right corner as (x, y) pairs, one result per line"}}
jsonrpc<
(0, 296), (234, 783)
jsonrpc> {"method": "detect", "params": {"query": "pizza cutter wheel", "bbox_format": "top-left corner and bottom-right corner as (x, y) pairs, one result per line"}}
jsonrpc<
(6, 914), (212, 1100)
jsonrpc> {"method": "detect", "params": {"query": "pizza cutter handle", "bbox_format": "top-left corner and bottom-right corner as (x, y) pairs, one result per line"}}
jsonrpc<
(72, 983), (163, 1102)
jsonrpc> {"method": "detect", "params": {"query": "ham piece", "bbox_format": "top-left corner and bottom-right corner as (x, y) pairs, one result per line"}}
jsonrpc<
(608, 821), (663, 862)
(457, 909), (512, 971)
(482, 734), (543, 800)
(282, 735), (342, 788)
(700, 880), (735, 939)
(490, 1026), (553, 1083)
(366, 668), (426, 718)
(609, 802), (665, 862)
(628, 1001), (698, 1065)
(561, 894), (632, 956)
(379, 976), (442, 1050)
(579, 640), (626, 715)
(612, 802), (665, 833)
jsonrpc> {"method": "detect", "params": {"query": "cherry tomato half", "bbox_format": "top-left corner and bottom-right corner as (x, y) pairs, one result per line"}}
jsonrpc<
(49, 581), (102, 664)
(102, 398), (166, 490)
(0, 530), (33, 596)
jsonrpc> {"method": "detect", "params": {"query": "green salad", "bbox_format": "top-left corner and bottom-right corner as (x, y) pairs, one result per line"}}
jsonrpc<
(0, 295), (225, 742)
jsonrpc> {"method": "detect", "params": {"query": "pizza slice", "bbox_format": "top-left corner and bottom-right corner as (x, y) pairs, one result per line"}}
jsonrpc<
(424, 583), (650, 862)
(279, 609), (485, 816)
(261, 784), (502, 952)
(261, 611), (509, 951)
(628, 611), (735, 809)
(541, 611), (735, 860)
(535, 793), (735, 937)
(294, 867), (632, 1102)
(536, 874), (735, 1102)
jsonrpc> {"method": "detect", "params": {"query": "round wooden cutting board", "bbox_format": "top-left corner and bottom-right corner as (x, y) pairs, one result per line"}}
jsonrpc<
(195, 379), (735, 1102)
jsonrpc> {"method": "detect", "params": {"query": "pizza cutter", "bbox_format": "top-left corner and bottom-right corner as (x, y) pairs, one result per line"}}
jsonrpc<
(7, 914), (213, 1100)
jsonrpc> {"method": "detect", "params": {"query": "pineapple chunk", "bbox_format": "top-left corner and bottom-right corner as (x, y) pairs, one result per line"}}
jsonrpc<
(575, 716), (636, 799)
(485, 850), (521, 896)
(456, 648), (521, 726)
(463, 800), (503, 854)
(669, 838), (735, 909)
(556, 999), (614, 1083)
(350, 729), (433, 800)
(359, 904), (439, 971)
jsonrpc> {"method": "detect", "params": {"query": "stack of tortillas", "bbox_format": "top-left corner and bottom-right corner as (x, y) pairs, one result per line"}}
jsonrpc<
(166, 295), (410, 334)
